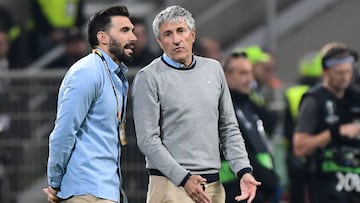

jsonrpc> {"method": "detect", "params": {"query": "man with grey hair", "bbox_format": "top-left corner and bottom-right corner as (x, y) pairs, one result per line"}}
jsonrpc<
(132, 5), (260, 203)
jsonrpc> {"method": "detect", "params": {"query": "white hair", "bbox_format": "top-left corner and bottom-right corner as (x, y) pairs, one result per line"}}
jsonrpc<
(152, 5), (195, 38)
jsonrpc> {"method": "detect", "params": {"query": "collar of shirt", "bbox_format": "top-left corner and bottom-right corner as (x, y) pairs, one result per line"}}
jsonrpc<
(162, 53), (195, 69)
(95, 48), (128, 76)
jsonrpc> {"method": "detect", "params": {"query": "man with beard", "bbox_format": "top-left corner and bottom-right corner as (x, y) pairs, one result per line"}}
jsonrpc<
(132, 5), (260, 203)
(44, 5), (137, 203)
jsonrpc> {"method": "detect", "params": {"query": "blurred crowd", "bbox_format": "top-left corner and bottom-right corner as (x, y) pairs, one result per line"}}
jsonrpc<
(1, 1), (360, 203)
(0, 0), (165, 71)
(0, 0), (87, 70)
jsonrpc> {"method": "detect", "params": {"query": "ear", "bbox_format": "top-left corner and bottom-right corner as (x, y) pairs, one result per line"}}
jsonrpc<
(156, 38), (164, 50)
(97, 31), (109, 45)
(191, 30), (196, 43)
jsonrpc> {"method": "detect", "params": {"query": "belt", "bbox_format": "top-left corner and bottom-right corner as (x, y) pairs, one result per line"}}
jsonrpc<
(148, 169), (219, 183)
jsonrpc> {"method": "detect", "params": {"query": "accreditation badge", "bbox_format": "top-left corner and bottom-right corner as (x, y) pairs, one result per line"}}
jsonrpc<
(119, 122), (127, 146)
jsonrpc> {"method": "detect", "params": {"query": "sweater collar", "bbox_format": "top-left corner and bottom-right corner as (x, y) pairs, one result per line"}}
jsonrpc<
(162, 53), (196, 69)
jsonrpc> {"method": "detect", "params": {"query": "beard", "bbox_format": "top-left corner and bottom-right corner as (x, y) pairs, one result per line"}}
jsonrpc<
(108, 36), (134, 65)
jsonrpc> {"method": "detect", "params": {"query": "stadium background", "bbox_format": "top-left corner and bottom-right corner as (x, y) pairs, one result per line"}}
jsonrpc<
(0, 0), (359, 202)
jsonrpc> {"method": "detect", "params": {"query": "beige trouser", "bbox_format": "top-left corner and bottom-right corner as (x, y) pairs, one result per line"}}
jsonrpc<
(146, 175), (226, 203)
(62, 195), (116, 203)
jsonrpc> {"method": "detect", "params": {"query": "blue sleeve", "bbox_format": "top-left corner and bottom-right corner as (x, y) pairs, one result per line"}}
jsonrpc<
(47, 67), (100, 188)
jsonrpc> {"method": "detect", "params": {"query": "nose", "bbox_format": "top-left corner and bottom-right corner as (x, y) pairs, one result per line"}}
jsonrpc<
(172, 33), (181, 45)
(131, 31), (137, 42)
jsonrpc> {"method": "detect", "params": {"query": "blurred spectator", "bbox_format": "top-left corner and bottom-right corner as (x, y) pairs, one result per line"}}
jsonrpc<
(220, 50), (281, 203)
(127, 17), (159, 68)
(284, 50), (322, 203)
(259, 52), (284, 117)
(0, 6), (20, 49)
(29, 0), (85, 59)
(0, 6), (32, 68)
(236, 45), (288, 196)
(0, 27), (11, 138)
(47, 28), (89, 68)
(246, 47), (283, 105)
(265, 53), (283, 89)
(0, 27), (10, 93)
(233, 45), (280, 135)
(237, 45), (271, 90)
(195, 36), (223, 61)
(0, 28), (9, 72)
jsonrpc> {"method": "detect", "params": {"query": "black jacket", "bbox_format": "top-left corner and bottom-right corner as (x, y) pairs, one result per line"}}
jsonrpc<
(229, 90), (279, 202)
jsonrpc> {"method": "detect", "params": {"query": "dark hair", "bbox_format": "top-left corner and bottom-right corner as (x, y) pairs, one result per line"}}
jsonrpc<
(223, 51), (247, 72)
(87, 6), (129, 48)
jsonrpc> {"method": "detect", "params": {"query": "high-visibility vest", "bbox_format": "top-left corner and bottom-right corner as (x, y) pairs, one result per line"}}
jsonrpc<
(36, 0), (80, 28)
(8, 25), (21, 42)
(220, 153), (273, 183)
(285, 85), (310, 120)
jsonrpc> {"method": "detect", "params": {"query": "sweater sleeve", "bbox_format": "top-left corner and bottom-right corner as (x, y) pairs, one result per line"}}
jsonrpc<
(132, 69), (189, 186)
(217, 65), (252, 174)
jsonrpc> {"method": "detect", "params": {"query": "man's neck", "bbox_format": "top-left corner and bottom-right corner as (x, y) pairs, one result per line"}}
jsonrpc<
(324, 83), (345, 98)
(95, 46), (121, 65)
(111, 56), (121, 65)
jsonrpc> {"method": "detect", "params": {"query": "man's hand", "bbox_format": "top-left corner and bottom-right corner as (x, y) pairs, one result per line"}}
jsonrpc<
(183, 175), (211, 203)
(43, 186), (60, 203)
(235, 173), (261, 203)
(340, 123), (360, 139)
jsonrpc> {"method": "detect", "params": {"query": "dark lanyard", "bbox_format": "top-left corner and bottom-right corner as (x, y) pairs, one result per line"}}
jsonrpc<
(92, 49), (126, 123)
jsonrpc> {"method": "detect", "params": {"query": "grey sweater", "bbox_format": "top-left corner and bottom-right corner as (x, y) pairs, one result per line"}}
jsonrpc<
(132, 56), (251, 186)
